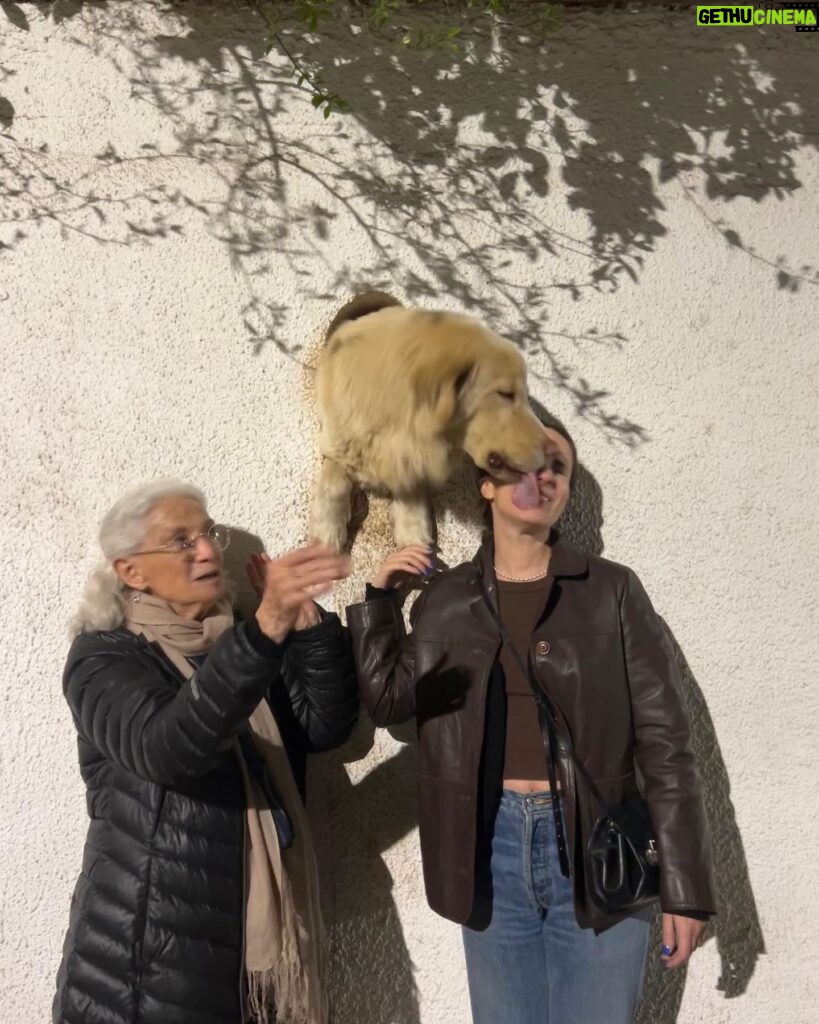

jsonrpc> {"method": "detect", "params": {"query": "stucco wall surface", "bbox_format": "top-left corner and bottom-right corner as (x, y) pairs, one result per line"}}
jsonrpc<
(1, 3), (817, 1023)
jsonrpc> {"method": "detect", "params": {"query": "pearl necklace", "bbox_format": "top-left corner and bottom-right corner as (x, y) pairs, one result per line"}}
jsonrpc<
(494, 565), (550, 583)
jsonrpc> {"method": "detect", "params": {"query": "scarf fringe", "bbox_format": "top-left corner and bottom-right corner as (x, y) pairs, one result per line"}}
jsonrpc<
(247, 924), (310, 1024)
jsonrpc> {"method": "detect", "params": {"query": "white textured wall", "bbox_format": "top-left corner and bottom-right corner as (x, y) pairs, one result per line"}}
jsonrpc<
(1, 3), (817, 1022)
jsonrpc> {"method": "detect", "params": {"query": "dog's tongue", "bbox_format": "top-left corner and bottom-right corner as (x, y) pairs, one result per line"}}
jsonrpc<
(511, 472), (540, 510)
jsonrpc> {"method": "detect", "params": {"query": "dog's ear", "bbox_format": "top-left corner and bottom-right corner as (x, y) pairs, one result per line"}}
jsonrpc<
(412, 357), (475, 429)
(325, 290), (402, 341)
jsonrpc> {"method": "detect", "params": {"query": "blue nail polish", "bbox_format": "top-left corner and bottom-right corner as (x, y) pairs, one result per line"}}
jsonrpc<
(661, 944), (674, 957)
(422, 565), (434, 577)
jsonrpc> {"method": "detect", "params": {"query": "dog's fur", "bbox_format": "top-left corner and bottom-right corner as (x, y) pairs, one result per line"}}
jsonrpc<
(310, 292), (547, 549)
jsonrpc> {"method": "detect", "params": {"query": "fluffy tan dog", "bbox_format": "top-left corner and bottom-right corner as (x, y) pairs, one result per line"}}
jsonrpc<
(310, 292), (548, 549)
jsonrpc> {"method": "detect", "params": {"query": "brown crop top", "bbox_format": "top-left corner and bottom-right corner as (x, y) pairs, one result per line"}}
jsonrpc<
(497, 576), (553, 781)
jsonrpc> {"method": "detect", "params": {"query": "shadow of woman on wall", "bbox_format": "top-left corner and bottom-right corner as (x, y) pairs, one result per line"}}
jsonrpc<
(527, 402), (765, 1021)
(225, 524), (423, 1024)
(634, 626), (766, 1024)
(307, 719), (422, 1024)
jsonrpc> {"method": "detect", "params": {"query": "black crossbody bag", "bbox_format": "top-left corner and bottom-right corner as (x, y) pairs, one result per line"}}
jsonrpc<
(485, 599), (660, 915)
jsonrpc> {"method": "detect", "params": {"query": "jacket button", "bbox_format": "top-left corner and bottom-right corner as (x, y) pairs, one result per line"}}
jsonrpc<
(536, 640), (551, 655)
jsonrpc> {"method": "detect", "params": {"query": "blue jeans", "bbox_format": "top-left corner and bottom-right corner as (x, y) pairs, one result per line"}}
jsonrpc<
(462, 790), (651, 1024)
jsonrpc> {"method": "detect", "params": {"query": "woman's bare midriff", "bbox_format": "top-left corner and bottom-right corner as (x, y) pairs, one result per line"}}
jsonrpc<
(503, 778), (557, 794)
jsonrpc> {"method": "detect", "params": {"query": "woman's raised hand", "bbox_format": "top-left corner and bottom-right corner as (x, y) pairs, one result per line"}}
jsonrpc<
(247, 553), (322, 633)
(248, 544), (351, 643)
(370, 545), (434, 590)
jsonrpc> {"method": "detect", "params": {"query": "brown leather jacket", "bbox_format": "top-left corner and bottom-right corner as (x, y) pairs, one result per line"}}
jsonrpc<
(347, 535), (716, 930)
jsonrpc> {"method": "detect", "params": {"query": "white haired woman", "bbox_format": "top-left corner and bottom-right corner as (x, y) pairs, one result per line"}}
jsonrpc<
(53, 480), (357, 1024)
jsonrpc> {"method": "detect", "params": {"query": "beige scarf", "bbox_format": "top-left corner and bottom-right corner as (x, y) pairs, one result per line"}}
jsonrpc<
(124, 590), (328, 1024)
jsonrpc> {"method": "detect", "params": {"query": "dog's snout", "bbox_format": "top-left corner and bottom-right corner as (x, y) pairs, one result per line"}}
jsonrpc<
(487, 452), (505, 471)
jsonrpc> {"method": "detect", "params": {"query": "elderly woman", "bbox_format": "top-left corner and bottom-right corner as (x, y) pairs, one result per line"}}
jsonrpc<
(54, 480), (357, 1024)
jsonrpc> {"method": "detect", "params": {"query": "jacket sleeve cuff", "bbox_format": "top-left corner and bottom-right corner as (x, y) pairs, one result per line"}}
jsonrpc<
(288, 609), (343, 644)
(365, 583), (395, 601)
(244, 614), (288, 660)
(667, 909), (713, 921)
(346, 590), (404, 635)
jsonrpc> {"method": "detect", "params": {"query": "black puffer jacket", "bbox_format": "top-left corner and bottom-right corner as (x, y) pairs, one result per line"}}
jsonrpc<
(53, 612), (357, 1024)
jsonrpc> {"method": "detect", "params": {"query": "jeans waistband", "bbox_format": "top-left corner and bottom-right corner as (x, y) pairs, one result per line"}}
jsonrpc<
(500, 788), (561, 809)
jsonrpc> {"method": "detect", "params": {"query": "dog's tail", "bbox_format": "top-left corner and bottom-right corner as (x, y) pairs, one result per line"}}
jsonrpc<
(325, 290), (402, 341)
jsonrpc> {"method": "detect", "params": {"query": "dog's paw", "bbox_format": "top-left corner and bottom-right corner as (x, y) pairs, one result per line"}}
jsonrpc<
(392, 496), (433, 549)
(310, 462), (353, 552)
(393, 527), (433, 548)
(307, 517), (348, 554)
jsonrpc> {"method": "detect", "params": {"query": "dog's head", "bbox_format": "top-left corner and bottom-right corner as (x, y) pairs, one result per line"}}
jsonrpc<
(411, 314), (547, 480)
(460, 342), (547, 479)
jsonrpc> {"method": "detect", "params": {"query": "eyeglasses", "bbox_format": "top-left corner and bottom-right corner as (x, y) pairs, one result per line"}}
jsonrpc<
(133, 524), (231, 556)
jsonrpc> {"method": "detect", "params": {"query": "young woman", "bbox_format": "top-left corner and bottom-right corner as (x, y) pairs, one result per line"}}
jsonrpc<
(54, 480), (356, 1024)
(347, 424), (715, 1024)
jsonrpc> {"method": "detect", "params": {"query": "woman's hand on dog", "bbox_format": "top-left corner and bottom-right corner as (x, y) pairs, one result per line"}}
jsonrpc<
(371, 545), (435, 590)
(248, 545), (351, 643)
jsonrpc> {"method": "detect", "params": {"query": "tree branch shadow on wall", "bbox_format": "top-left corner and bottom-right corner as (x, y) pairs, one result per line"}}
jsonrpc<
(3, 2), (818, 449)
